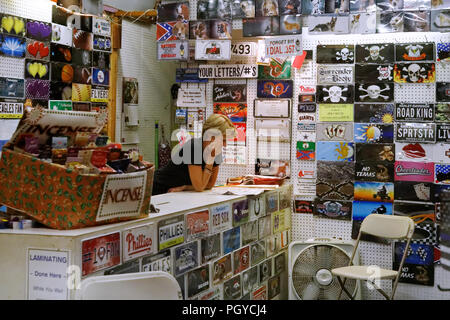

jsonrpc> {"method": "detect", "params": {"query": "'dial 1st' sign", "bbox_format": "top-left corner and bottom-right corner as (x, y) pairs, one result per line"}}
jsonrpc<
(264, 35), (302, 58)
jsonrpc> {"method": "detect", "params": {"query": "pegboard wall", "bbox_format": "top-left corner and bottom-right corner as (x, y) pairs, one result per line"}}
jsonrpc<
(177, 0), (450, 298)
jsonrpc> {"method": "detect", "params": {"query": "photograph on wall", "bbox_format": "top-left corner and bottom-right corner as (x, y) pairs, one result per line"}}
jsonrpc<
(316, 45), (355, 64)
(308, 15), (350, 34)
(316, 161), (354, 201)
(223, 226), (241, 254)
(197, 0), (232, 19)
(223, 275), (242, 300)
(349, 12), (377, 34)
(243, 16), (280, 36)
(187, 265), (210, 298)
(280, 15), (302, 34)
(52, 5), (92, 31)
(314, 200), (352, 220)
(352, 201), (393, 243)
(190, 20), (211, 40)
(174, 241), (199, 277)
(377, 11), (404, 33)
(231, 0), (256, 18)
(157, 2), (190, 21)
(355, 43), (394, 63)
(255, 0), (279, 16)
(242, 265), (258, 296)
(431, 9), (450, 32)
(212, 254), (233, 285)
(403, 11), (431, 32)
(233, 246), (250, 274)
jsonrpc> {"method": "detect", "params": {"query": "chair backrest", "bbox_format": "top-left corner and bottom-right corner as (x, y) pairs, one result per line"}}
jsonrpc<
(360, 214), (415, 240)
(78, 271), (183, 300)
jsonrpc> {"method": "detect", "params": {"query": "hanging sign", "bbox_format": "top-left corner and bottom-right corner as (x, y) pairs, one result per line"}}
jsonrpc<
(27, 249), (70, 300)
(231, 41), (257, 56)
(177, 88), (206, 107)
(317, 65), (354, 85)
(157, 41), (189, 61)
(264, 35), (302, 58)
(195, 40), (231, 60)
(198, 64), (257, 78)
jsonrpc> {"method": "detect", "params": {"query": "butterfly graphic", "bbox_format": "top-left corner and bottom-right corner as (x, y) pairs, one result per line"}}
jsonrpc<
(0, 35), (26, 57)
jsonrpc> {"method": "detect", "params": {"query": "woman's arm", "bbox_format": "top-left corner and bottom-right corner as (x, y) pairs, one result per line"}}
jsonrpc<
(188, 164), (214, 192)
(205, 166), (219, 190)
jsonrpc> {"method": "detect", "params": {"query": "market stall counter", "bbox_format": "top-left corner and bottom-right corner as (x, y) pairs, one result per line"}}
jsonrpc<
(0, 184), (293, 300)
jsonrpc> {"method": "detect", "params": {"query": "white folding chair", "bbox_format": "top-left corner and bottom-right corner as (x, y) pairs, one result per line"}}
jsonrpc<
(331, 214), (415, 300)
(77, 271), (183, 300)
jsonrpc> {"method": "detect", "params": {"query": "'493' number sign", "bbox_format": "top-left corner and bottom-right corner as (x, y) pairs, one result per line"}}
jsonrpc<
(231, 42), (256, 56)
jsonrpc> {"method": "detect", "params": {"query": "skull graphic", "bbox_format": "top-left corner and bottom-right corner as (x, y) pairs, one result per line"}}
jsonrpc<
(402, 63), (426, 83)
(363, 44), (387, 62)
(359, 84), (391, 101)
(367, 85), (381, 99)
(405, 44), (424, 58)
(336, 47), (354, 61)
(323, 86), (348, 103)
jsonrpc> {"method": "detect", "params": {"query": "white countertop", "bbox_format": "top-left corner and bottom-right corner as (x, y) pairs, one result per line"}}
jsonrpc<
(0, 190), (247, 237)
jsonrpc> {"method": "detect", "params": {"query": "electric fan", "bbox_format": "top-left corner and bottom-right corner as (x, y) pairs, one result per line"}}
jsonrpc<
(288, 238), (361, 300)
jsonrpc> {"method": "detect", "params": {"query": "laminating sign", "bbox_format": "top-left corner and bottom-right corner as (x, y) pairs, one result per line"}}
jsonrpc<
(198, 64), (257, 78)
(122, 223), (156, 262)
(395, 103), (434, 122)
(436, 124), (450, 142)
(210, 203), (232, 234)
(317, 65), (354, 85)
(158, 214), (185, 250)
(394, 161), (434, 182)
(264, 34), (302, 58)
(158, 41), (189, 61)
(81, 232), (121, 276)
(0, 99), (23, 118)
(177, 88), (205, 107)
(396, 123), (436, 143)
(195, 40), (231, 60)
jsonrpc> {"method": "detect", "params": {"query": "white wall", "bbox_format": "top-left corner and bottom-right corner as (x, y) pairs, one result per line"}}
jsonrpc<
(116, 19), (176, 163)
(104, 0), (155, 11)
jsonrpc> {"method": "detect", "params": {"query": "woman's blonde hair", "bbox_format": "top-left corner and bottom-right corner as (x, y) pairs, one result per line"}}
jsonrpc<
(202, 113), (237, 139)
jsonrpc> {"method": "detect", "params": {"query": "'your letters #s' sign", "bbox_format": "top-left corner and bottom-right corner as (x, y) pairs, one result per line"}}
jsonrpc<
(97, 170), (148, 221)
(265, 35), (302, 58)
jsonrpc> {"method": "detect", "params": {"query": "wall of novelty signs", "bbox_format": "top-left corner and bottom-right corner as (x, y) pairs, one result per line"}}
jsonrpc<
(159, 0), (450, 300)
